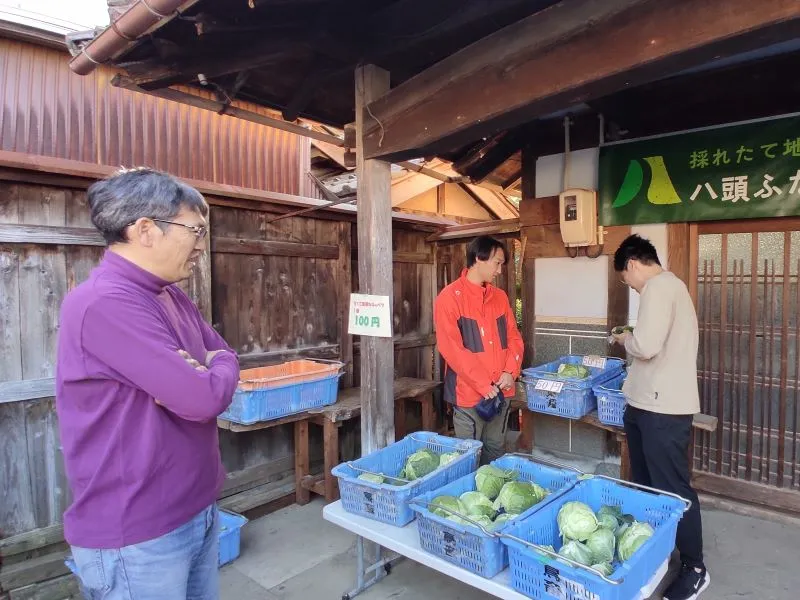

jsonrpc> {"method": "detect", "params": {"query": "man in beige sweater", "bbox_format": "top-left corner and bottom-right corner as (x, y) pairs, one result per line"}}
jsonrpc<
(612, 234), (708, 600)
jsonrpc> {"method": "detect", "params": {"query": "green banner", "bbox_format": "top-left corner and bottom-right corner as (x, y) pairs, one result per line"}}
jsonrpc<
(599, 115), (800, 225)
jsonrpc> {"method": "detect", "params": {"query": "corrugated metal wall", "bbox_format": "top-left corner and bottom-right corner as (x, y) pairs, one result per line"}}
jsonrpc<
(0, 37), (304, 194)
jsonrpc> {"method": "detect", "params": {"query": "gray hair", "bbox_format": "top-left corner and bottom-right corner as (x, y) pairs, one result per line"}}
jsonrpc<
(88, 167), (209, 244)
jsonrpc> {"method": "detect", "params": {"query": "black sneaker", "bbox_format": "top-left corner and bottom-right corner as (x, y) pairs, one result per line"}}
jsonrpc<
(663, 564), (710, 600)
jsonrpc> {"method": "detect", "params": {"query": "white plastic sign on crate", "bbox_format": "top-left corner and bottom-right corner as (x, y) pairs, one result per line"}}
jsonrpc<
(348, 294), (392, 338)
(582, 355), (607, 369)
(535, 379), (564, 394)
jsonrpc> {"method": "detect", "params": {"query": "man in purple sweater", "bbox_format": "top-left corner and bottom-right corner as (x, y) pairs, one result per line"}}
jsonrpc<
(56, 168), (241, 599)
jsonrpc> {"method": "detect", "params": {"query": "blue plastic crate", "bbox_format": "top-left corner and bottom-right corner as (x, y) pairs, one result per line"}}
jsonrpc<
(63, 509), (249, 573)
(220, 368), (341, 425)
(332, 432), (482, 527)
(594, 372), (628, 427)
(522, 355), (625, 419)
(500, 477), (687, 600)
(409, 455), (580, 578)
(219, 509), (248, 566)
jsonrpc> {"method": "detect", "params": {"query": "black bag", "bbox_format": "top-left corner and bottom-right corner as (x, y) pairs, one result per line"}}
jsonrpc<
(474, 388), (505, 422)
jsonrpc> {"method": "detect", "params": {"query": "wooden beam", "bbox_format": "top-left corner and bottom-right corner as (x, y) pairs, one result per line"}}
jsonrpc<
(692, 472), (800, 514)
(112, 76), (345, 147)
(361, 0), (800, 160)
(519, 196), (560, 227)
(524, 225), (631, 259)
(211, 237), (338, 259)
(0, 378), (56, 404)
(0, 223), (104, 246)
(426, 218), (520, 242)
(356, 64), (395, 454)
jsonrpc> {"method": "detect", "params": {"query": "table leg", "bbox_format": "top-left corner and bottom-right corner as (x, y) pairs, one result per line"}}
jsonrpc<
(394, 399), (407, 441)
(324, 420), (340, 501)
(618, 435), (631, 481)
(520, 410), (535, 452)
(421, 392), (436, 433)
(295, 419), (311, 505)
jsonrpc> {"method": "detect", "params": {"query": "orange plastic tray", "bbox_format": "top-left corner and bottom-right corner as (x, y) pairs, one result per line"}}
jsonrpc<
(237, 359), (340, 391)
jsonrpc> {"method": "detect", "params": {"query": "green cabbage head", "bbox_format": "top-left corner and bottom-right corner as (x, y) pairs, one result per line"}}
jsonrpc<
(490, 513), (519, 530)
(460, 514), (493, 530)
(556, 363), (591, 379)
(459, 491), (496, 519)
(430, 495), (465, 520)
(357, 472), (384, 484)
(439, 452), (460, 467)
(591, 562), (614, 577)
(597, 513), (619, 531)
(617, 521), (654, 562)
(557, 501), (598, 541)
(586, 527), (616, 564)
(558, 540), (594, 566)
(492, 481), (546, 514)
(404, 449), (440, 480)
(474, 465), (516, 500)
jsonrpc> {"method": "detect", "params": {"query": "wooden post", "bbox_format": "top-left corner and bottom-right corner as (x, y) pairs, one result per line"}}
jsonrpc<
(337, 222), (354, 387)
(607, 254), (629, 359)
(355, 64), (394, 454)
(520, 143), (537, 368)
(294, 420), (310, 505)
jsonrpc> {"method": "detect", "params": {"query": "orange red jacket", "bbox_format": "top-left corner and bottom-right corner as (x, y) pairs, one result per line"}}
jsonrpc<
(434, 269), (524, 408)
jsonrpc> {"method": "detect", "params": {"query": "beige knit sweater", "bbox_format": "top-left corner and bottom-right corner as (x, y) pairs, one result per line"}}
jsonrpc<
(622, 271), (701, 415)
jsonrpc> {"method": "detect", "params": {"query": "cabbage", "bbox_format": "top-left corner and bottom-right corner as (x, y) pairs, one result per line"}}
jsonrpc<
(459, 491), (496, 519)
(460, 514), (494, 530)
(615, 513), (636, 538)
(591, 562), (614, 577)
(490, 513), (519, 530)
(597, 513), (619, 531)
(558, 541), (594, 566)
(357, 472), (384, 484)
(556, 364), (591, 379)
(617, 522), (654, 562)
(586, 527), (616, 564)
(597, 504), (622, 521)
(534, 544), (556, 557)
(439, 452), (460, 467)
(405, 449), (440, 480)
(430, 495), (466, 519)
(492, 481), (546, 514)
(557, 502), (598, 542)
(475, 465), (516, 500)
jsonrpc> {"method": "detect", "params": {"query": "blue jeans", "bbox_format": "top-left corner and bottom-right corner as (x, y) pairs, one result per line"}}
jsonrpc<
(70, 504), (219, 600)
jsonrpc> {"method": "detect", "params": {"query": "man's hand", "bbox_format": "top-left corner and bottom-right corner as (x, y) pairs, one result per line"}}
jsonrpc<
(611, 331), (632, 346)
(177, 349), (208, 372)
(484, 384), (499, 399)
(497, 371), (515, 390)
(205, 349), (227, 365)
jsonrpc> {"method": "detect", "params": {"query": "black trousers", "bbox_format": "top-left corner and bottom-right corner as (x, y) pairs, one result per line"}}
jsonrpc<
(623, 405), (704, 569)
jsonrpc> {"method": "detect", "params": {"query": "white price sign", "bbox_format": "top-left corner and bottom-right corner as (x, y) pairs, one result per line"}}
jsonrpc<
(535, 379), (564, 394)
(582, 355), (607, 369)
(348, 294), (392, 338)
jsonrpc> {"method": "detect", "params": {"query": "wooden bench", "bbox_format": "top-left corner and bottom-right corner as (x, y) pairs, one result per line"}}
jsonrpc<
(217, 377), (442, 506)
(511, 399), (718, 480)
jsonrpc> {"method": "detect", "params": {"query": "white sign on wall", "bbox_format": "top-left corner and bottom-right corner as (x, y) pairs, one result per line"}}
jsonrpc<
(348, 294), (392, 338)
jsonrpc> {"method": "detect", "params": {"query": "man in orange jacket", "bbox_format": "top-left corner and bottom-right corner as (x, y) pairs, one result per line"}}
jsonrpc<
(434, 236), (524, 464)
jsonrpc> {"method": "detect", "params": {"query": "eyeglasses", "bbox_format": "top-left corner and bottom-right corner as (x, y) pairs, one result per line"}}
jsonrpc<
(127, 218), (208, 239)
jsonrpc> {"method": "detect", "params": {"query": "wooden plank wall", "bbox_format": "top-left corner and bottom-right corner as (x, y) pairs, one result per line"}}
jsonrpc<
(0, 176), (440, 542)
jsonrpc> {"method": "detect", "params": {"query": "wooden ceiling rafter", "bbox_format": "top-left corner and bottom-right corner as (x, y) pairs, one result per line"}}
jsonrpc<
(360, 0), (800, 161)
